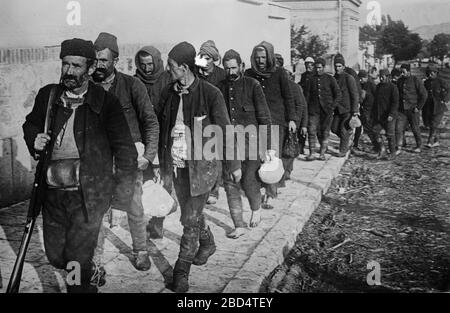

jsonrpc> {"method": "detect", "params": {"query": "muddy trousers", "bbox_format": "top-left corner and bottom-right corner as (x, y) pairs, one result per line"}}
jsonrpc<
(95, 171), (147, 264)
(331, 112), (353, 153)
(42, 189), (104, 293)
(396, 110), (422, 148)
(173, 168), (210, 263)
(424, 112), (444, 144)
(223, 160), (262, 228)
(353, 113), (378, 149)
(307, 111), (334, 154)
(209, 161), (222, 199)
(372, 119), (396, 153)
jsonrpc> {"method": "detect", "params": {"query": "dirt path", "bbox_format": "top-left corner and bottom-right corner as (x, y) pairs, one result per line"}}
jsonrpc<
(265, 114), (450, 293)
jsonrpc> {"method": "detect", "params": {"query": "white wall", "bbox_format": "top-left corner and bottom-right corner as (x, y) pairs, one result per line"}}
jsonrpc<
(0, 0), (291, 67)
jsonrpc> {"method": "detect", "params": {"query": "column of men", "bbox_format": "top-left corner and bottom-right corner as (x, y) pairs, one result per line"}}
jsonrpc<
(23, 34), (303, 293)
(23, 31), (449, 294)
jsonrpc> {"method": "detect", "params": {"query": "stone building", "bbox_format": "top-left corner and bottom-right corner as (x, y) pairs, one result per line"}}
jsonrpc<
(275, 0), (362, 69)
(0, 0), (291, 206)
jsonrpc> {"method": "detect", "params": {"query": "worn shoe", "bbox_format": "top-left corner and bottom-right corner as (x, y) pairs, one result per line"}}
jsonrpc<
(335, 151), (347, 158)
(170, 260), (191, 293)
(193, 227), (216, 266)
(133, 251), (151, 271)
(226, 227), (249, 239)
(413, 147), (422, 153)
(317, 154), (326, 161)
(305, 154), (316, 161)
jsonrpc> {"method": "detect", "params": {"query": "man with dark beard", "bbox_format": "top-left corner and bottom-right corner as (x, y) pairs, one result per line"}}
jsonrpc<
(134, 46), (175, 240)
(22, 38), (137, 292)
(245, 41), (298, 208)
(218, 49), (272, 236)
(92, 32), (159, 271)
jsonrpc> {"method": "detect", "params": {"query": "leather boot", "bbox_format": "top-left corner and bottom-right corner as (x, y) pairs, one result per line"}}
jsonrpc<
(170, 259), (191, 293)
(193, 226), (216, 266)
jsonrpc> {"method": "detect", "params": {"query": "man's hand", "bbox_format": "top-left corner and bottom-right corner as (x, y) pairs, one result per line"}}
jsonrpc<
(300, 127), (307, 136)
(137, 156), (150, 170)
(387, 116), (393, 122)
(288, 121), (297, 133)
(232, 168), (242, 183)
(414, 107), (420, 113)
(34, 133), (50, 151)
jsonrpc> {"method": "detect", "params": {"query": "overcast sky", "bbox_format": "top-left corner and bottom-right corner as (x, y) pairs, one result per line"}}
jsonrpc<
(360, 0), (450, 28)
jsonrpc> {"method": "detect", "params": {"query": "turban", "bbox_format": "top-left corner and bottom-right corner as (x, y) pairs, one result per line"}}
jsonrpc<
(169, 41), (196, 70)
(60, 38), (96, 60)
(94, 32), (119, 56)
(199, 40), (220, 62)
(223, 49), (242, 65)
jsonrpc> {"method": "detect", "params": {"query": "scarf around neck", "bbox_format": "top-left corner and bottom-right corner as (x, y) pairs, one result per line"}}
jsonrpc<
(135, 46), (165, 85)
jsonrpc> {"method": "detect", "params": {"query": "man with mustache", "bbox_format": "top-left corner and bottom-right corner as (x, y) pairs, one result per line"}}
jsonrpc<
(332, 54), (360, 157)
(92, 32), (159, 271)
(217, 49), (272, 236)
(396, 63), (427, 153)
(245, 41), (298, 209)
(22, 38), (137, 292)
(304, 58), (342, 161)
(372, 69), (399, 159)
(197, 40), (227, 205)
(134, 46), (175, 240)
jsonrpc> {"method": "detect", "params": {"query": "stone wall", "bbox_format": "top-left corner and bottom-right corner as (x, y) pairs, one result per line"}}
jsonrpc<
(0, 0), (291, 207)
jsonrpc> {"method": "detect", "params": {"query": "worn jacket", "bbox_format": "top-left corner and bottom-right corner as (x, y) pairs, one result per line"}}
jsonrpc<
(199, 65), (227, 87)
(299, 70), (314, 93)
(360, 80), (377, 118)
(218, 75), (272, 160)
(245, 67), (298, 126)
(109, 71), (159, 163)
(423, 77), (449, 115)
(334, 72), (360, 114)
(373, 81), (399, 122)
(305, 73), (342, 115)
(137, 70), (172, 110)
(23, 82), (137, 220)
(155, 78), (241, 197)
(397, 75), (428, 111)
(289, 80), (308, 128)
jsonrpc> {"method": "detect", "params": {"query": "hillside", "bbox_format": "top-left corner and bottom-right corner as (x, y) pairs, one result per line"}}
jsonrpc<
(413, 22), (450, 40)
